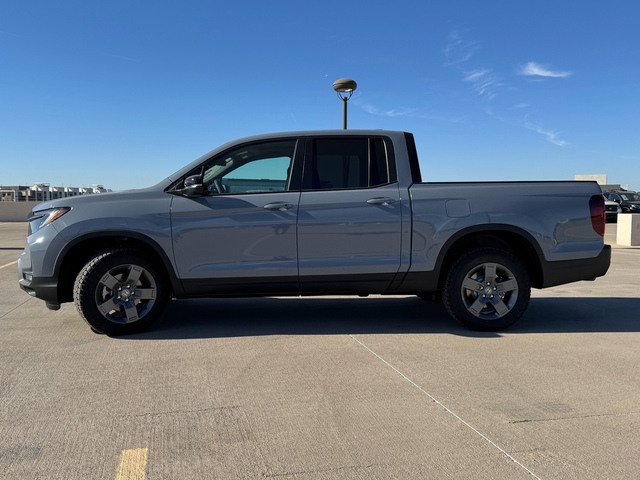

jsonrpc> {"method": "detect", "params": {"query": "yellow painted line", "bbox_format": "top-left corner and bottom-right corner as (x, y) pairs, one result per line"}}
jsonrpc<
(115, 448), (148, 480)
(0, 260), (18, 270)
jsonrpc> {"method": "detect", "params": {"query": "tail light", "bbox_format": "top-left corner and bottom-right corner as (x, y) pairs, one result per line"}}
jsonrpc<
(589, 194), (606, 236)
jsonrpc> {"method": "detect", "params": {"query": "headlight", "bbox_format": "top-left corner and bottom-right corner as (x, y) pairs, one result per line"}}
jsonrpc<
(27, 207), (71, 235)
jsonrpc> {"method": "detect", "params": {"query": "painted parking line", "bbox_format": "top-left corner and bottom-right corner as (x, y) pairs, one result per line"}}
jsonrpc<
(115, 448), (148, 480)
(0, 260), (18, 270)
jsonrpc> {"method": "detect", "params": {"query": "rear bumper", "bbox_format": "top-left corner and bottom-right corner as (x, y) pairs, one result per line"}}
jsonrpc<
(540, 244), (611, 288)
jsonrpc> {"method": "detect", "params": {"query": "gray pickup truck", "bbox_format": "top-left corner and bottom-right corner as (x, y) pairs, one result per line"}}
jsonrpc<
(18, 130), (611, 335)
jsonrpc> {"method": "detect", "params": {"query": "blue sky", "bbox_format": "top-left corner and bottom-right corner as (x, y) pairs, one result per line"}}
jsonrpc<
(2, 1), (639, 191)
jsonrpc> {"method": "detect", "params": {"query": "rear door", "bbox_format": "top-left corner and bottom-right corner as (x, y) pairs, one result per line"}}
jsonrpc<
(297, 136), (404, 292)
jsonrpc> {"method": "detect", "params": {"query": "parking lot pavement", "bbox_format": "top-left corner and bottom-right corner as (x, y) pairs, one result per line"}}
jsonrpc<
(1, 222), (639, 479)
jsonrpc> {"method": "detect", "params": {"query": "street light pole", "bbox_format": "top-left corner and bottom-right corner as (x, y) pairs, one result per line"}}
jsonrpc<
(341, 95), (348, 130)
(332, 78), (357, 129)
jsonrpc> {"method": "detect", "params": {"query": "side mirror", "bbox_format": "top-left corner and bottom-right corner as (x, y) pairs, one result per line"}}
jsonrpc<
(173, 175), (204, 198)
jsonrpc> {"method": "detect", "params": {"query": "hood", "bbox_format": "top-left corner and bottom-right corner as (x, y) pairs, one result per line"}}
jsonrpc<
(30, 185), (162, 213)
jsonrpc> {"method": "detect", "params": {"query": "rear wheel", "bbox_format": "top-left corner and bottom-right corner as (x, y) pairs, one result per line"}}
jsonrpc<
(442, 248), (530, 331)
(73, 249), (168, 336)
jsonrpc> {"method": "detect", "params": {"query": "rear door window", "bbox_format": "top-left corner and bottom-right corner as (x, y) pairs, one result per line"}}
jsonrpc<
(303, 137), (395, 190)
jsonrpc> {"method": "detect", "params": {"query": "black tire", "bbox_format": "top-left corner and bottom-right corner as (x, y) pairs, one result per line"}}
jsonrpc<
(73, 249), (169, 336)
(442, 248), (530, 331)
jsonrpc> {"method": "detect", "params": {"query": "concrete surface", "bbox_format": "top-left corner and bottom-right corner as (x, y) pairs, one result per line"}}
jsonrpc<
(1, 222), (638, 479)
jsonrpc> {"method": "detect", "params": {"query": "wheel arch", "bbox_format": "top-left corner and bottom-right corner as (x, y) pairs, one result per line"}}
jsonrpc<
(435, 225), (544, 290)
(55, 232), (182, 304)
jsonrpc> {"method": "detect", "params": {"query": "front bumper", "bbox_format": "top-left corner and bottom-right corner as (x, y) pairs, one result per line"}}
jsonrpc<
(18, 254), (62, 309)
(16, 223), (66, 309)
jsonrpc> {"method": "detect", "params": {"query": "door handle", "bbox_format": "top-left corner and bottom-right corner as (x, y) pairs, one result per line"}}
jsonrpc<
(367, 197), (396, 206)
(263, 202), (294, 211)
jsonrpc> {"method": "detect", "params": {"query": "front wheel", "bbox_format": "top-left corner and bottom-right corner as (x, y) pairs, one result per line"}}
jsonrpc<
(73, 249), (169, 336)
(442, 248), (530, 331)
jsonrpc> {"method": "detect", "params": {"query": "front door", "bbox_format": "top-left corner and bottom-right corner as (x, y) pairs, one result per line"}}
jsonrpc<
(171, 139), (301, 294)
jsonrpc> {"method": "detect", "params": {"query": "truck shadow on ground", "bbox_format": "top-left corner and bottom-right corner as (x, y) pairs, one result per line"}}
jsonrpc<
(129, 296), (640, 340)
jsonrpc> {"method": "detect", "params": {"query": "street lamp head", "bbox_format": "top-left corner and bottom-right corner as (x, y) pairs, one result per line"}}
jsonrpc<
(332, 78), (357, 129)
(333, 78), (358, 98)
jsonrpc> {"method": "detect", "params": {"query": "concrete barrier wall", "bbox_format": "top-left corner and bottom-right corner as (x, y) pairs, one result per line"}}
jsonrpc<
(0, 202), (37, 222)
(617, 214), (640, 246)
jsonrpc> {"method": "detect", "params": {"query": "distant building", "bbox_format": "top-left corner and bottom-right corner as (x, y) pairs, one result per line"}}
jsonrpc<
(0, 183), (111, 202)
(575, 174), (607, 184)
(574, 175), (627, 192)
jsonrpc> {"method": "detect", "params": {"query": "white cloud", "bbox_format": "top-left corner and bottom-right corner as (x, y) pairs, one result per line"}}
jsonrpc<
(101, 52), (138, 62)
(519, 62), (572, 78)
(442, 31), (506, 101)
(356, 100), (465, 122)
(358, 102), (417, 118)
(443, 30), (479, 66)
(524, 122), (568, 146)
(0, 29), (21, 38)
(463, 68), (504, 100)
